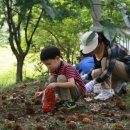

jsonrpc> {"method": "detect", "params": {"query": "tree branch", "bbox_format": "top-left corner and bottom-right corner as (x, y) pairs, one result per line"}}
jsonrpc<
(5, 0), (18, 57)
(29, 9), (43, 44)
(25, 7), (32, 45)
(25, 9), (43, 55)
(43, 27), (67, 53)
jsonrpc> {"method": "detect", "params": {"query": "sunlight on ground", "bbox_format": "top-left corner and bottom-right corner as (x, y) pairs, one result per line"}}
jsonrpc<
(0, 46), (16, 73)
(0, 46), (42, 87)
(0, 46), (16, 87)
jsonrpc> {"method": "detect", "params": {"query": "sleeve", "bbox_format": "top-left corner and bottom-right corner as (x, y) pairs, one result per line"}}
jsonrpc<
(96, 46), (117, 83)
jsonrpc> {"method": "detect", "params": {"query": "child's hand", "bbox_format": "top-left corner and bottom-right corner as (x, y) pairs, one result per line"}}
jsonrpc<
(36, 80), (42, 85)
(47, 83), (57, 89)
(35, 91), (43, 99)
(55, 93), (60, 101)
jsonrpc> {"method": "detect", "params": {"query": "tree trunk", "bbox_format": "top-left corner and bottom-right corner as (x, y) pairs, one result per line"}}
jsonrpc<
(16, 56), (25, 83)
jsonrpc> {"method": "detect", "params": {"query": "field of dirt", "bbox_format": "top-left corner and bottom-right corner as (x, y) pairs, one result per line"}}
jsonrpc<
(0, 83), (130, 130)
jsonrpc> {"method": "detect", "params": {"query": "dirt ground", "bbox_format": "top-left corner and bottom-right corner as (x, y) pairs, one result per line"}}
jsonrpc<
(0, 82), (130, 130)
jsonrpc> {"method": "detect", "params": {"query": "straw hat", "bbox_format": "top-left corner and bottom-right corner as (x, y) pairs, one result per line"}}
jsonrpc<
(80, 31), (98, 54)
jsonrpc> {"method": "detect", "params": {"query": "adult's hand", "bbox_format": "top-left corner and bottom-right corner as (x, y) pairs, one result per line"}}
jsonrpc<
(85, 80), (94, 92)
(81, 74), (88, 81)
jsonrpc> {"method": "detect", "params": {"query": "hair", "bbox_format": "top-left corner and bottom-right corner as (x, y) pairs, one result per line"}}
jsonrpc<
(97, 32), (110, 46)
(80, 50), (93, 57)
(40, 45), (61, 61)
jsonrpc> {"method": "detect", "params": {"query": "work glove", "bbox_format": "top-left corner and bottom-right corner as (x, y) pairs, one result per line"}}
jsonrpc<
(81, 74), (88, 81)
(85, 80), (94, 93)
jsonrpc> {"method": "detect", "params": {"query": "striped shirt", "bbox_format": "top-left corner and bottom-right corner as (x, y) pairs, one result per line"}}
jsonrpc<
(51, 61), (86, 96)
(89, 44), (130, 83)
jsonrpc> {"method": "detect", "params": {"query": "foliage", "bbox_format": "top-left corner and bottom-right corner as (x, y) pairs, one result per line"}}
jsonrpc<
(0, 0), (63, 82)
(31, 6), (92, 64)
(74, 0), (130, 43)
(0, 0), (130, 84)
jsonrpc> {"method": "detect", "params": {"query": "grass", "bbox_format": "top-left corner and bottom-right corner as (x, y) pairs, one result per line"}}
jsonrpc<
(0, 45), (46, 88)
(124, 84), (130, 108)
(0, 46), (16, 87)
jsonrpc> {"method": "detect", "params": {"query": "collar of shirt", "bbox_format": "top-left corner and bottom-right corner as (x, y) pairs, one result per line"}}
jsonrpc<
(51, 61), (64, 75)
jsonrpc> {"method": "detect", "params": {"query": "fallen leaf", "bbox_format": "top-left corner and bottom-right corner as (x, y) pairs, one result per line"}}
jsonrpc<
(13, 124), (23, 130)
(56, 115), (66, 121)
(84, 97), (93, 102)
(66, 115), (78, 122)
(113, 123), (125, 130)
(121, 113), (130, 120)
(91, 108), (100, 114)
(35, 124), (46, 130)
(82, 117), (91, 124)
(66, 121), (77, 129)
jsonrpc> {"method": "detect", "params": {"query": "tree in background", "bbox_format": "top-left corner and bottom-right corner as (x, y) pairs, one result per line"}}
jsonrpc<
(0, 0), (58, 83)
(1, 0), (130, 84)
(0, 0), (91, 83)
(30, 1), (92, 65)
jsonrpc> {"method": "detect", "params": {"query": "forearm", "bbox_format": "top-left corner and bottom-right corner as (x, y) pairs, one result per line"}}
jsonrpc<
(96, 61), (116, 83)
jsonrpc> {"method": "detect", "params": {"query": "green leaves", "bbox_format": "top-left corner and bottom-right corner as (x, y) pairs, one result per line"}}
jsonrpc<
(90, 26), (103, 33)
(15, 0), (59, 19)
(86, 31), (96, 45)
(90, 20), (127, 43)
(41, 0), (57, 19)
(103, 27), (117, 43)
(72, 0), (92, 9)
(100, 20), (118, 42)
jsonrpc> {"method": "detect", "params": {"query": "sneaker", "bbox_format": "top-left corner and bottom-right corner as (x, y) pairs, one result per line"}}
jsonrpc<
(93, 84), (102, 94)
(94, 88), (115, 100)
(63, 101), (77, 110)
(55, 100), (65, 109)
(56, 100), (77, 110)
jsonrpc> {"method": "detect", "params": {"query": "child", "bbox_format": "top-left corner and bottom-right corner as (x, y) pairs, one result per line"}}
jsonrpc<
(40, 45), (86, 109)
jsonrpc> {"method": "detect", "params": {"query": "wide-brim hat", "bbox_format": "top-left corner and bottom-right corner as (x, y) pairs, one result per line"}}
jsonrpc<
(80, 31), (98, 54)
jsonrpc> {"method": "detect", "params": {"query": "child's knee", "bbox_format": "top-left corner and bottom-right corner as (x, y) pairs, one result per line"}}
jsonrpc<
(48, 75), (57, 83)
(57, 75), (67, 82)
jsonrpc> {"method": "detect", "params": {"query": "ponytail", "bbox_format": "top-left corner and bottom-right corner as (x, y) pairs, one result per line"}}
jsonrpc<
(97, 32), (111, 46)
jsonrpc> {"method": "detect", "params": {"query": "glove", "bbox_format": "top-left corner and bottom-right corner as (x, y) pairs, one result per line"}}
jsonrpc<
(85, 80), (94, 93)
(81, 74), (88, 81)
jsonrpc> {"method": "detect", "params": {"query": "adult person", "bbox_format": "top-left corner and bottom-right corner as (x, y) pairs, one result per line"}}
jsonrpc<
(80, 31), (130, 100)
(76, 53), (94, 81)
